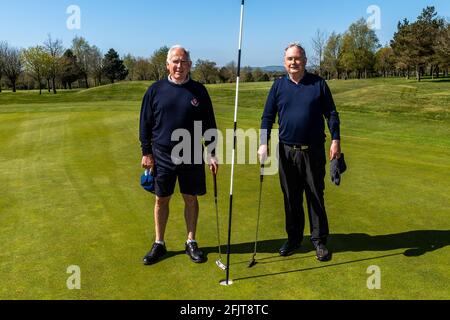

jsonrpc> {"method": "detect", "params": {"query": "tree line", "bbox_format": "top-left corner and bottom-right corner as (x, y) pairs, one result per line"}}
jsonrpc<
(0, 36), (274, 93)
(0, 34), (132, 94)
(1, 6), (449, 93)
(312, 6), (450, 81)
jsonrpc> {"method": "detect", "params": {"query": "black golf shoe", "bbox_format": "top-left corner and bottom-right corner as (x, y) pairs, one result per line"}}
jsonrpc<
(315, 243), (332, 262)
(143, 242), (167, 265)
(185, 241), (205, 263)
(279, 240), (301, 256)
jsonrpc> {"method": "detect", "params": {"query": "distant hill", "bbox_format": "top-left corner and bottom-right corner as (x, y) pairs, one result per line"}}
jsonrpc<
(257, 65), (316, 72)
(260, 66), (285, 72)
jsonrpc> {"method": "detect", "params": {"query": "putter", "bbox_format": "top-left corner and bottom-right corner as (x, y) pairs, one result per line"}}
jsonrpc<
(248, 164), (264, 268)
(213, 172), (227, 271)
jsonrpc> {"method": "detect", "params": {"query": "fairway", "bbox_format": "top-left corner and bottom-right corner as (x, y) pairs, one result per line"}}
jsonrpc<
(0, 78), (449, 299)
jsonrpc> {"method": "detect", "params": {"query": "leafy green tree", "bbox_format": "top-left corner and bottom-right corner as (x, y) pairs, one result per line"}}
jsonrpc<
(103, 48), (128, 83)
(322, 32), (342, 79)
(392, 7), (444, 81)
(44, 34), (64, 93)
(340, 18), (379, 79)
(339, 33), (357, 79)
(149, 46), (169, 80)
(410, 6), (444, 81)
(22, 45), (50, 94)
(193, 59), (219, 84)
(434, 23), (450, 76)
(391, 19), (414, 79)
(375, 46), (395, 77)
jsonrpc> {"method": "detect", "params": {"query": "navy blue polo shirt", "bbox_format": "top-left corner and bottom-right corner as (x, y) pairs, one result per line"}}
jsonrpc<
(139, 78), (217, 156)
(261, 72), (340, 146)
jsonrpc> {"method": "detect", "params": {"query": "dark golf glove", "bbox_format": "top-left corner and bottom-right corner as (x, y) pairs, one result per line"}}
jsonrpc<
(330, 153), (347, 186)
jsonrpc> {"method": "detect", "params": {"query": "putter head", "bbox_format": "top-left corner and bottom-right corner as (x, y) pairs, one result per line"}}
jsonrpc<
(216, 260), (227, 271)
(248, 259), (257, 268)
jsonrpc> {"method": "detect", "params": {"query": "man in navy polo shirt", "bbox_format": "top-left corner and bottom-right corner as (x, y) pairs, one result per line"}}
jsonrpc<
(139, 45), (218, 265)
(258, 43), (342, 261)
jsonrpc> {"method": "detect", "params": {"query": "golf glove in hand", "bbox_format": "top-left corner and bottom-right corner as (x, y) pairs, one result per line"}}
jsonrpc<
(330, 153), (347, 186)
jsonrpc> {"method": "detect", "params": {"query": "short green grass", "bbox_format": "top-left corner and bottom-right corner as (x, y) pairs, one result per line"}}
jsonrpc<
(0, 78), (449, 300)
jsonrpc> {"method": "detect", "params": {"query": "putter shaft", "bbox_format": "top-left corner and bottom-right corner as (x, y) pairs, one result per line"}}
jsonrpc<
(248, 164), (264, 268)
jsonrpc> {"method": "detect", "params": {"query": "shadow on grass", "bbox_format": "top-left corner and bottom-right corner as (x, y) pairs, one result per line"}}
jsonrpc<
(232, 252), (404, 282)
(199, 229), (450, 258)
(223, 230), (450, 282)
(160, 230), (449, 273)
(419, 78), (450, 83)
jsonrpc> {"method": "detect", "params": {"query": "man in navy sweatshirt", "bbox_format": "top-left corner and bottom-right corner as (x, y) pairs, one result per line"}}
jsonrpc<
(258, 43), (341, 262)
(139, 45), (218, 265)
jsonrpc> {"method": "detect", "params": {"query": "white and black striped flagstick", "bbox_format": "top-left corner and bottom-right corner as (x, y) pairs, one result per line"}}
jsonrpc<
(220, 0), (245, 286)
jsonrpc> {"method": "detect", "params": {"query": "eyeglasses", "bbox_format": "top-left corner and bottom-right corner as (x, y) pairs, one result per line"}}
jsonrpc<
(169, 59), (190, 65)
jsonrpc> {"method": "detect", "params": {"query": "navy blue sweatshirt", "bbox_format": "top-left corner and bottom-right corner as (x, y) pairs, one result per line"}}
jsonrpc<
(139, 78), (217, 156)
(261, 72), (340, 146)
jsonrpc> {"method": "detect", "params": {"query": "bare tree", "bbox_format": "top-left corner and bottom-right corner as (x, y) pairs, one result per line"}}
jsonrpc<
(44, 34), (64, 93)
(219, 61), (237, 83)
(0, 41), (8, 92)
(123, 54), (137, 81)
(72, 36), (92, 87)
(89, 45), (103, 86)
(311, 29), (327, 76)
(134, 57), (152, 80)
(3, 45), (22, 92)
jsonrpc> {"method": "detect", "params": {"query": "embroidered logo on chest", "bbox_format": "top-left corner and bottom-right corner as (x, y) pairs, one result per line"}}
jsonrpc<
(191, 98), (200, 107)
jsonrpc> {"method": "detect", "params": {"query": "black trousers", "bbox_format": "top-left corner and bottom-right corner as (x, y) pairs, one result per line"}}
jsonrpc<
(278, 142), (329, 247)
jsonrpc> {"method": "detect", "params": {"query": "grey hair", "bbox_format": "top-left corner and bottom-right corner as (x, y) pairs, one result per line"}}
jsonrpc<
(284, 42), (307, 59)
(167, 45), (191, 63)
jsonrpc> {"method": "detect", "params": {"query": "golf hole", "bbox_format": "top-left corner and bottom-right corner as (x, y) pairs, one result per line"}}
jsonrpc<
(219, 280), (234, 286)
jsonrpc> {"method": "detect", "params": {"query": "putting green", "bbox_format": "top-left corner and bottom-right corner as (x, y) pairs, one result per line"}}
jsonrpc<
(0, 78), (449, 299)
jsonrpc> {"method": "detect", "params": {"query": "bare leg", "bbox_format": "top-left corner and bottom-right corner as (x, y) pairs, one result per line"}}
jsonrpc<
(154, 196), (171, 242)
(182, 194), (199, 241)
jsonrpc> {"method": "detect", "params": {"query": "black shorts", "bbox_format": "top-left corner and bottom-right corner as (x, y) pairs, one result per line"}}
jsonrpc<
(152, 145), (206, 197)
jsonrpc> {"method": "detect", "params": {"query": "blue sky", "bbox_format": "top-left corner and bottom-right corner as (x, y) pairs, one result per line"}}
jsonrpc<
(0, 0), (449, 67)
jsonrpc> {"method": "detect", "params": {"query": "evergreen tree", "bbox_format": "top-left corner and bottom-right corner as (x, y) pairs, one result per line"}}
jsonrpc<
(103, 49), (128, 83)
(60, 49), (81, 89)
